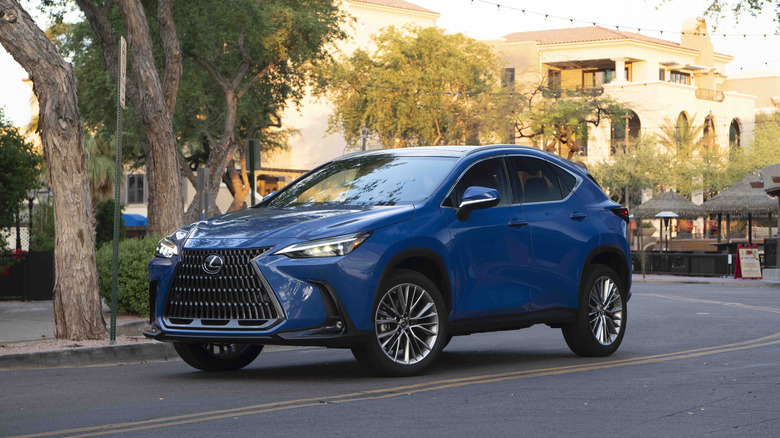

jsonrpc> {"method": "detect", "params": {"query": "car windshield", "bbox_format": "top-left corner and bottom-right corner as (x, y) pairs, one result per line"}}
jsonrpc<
(266, 155), (456, 207)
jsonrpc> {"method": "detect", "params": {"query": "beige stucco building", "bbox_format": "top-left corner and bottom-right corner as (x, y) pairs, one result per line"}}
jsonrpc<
(723, 71), (780, 113)
(496, 18), (757, 167)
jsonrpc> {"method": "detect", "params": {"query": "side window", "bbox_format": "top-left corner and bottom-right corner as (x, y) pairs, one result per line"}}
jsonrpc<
(446, 158), (509, 207)
(508, 157), (563, 203)
(552, 164), (578, 197)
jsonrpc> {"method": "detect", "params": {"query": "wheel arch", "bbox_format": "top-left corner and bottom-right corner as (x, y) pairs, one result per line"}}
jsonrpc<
(582, 244), (631, 298)
(374, 247), (453, 316)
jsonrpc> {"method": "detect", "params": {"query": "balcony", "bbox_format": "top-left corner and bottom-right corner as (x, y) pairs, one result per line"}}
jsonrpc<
(695, 88), (724, 102)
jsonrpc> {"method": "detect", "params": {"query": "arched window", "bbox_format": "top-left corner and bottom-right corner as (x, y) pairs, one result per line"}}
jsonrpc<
(677, 112), (689, 131)
(729, 118), (741, 160)
(610, 110), (641, 154)
(703, 113), (716, 150)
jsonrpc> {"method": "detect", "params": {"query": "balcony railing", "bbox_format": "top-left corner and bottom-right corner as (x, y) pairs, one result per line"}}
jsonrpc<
(538, 86), (605, 98)
(574, 85), (605, 96)
(695, 88), (724, 102)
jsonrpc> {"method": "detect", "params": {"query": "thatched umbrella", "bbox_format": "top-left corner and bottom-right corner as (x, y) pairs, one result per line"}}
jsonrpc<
(701, 172), (778, 245)
(632, 191), (704, 219)
(631, 191), (703, 251)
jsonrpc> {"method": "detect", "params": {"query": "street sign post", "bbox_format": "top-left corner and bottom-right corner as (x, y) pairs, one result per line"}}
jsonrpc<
(110, 36), (127, 343)
(245, 139), (261, 205)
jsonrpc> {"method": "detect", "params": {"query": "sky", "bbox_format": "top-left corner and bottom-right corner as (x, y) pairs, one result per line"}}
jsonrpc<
(0, 0), (778, 127)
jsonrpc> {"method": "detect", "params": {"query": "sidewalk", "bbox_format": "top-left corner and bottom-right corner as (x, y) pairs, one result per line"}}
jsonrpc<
(0, 301), (174, 370)
(632, 273), (780, 287)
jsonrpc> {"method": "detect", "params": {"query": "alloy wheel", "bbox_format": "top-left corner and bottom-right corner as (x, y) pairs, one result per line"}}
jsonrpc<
(588, 276), (623, 345)
(375, 283), (440, 365)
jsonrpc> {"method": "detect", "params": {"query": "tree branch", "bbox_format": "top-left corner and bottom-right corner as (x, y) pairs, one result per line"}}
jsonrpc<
(75, 0), (140, 106)
(237, 56), (284, 99)
(190, 52), (229, 90)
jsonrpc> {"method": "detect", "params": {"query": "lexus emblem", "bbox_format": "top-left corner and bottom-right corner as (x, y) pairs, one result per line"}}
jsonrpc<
(202, 254), (224, 275)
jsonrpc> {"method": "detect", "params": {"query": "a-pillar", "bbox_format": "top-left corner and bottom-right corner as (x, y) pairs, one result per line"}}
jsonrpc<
(612, 58), (628, 82)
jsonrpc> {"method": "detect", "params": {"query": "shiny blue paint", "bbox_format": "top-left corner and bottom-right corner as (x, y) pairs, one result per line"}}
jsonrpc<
(148, 145), (631, 345)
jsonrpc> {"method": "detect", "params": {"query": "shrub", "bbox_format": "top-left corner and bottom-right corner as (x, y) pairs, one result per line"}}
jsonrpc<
(95, 199), (126, 246)
(96, 235), (159, 316)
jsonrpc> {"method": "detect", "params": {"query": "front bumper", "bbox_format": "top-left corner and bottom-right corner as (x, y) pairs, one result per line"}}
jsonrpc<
(146, 241), (382, 347)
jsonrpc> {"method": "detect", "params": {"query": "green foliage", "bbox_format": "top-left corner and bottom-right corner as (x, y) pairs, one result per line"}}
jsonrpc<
(174, 0), (347, 162)
(55, 0), (346, 197)
(96, 236), (159, 316)
(0, 109), (43, 254)
(29, 196), (55, 252)
(725, 112), (780, 182)
(510, 91), (626, 159)
(323, 25), (503, 147)
(590, 135), (671, 206)
(95, 199), (126, 247)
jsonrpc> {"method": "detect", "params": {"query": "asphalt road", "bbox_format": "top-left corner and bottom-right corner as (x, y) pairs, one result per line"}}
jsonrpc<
(2, 282), (779, 438)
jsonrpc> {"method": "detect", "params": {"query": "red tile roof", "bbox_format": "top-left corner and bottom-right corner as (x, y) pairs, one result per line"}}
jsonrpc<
(350, 0), (439, 16)
(503, 26), (688, 51)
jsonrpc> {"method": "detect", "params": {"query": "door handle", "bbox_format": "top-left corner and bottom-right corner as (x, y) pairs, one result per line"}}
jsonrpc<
(569, 212), (587, 220)
(508, 219), (529, 228)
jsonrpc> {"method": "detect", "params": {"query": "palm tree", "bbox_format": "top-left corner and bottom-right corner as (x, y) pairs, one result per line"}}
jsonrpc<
(657, 114), (704, 158)
(85, 133), (116, 201)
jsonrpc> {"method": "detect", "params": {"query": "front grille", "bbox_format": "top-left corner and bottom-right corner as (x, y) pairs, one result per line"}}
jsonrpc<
(162, 248), (281, 329)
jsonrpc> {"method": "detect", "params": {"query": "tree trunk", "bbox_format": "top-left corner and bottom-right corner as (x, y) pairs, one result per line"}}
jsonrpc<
(0, 0), (105, 339)
(119, 0), (183, 236)
(78, 0), (184, 237)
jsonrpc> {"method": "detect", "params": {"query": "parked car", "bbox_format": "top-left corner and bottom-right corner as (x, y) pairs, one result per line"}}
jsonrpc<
(145, 145), (631, 376)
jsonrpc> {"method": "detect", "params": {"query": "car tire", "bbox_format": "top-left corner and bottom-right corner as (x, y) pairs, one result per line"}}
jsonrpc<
(173, 343), (263, 372)
(562, 265), (626, 357)
(352, 269), (448, 377)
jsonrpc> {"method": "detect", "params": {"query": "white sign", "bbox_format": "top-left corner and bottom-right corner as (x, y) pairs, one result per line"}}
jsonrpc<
(738, 247), (762, 279)
(119, 36), (127, 110)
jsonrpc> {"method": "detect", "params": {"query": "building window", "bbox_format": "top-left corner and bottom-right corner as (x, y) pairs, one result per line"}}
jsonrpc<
(503, 68), (515, 86)
(659, 69), (666, 81)
(127, 174), (145, 204)
(548, 70), (561, 90)
(582, 68), (629, 87)
(670, 70), (691, 85)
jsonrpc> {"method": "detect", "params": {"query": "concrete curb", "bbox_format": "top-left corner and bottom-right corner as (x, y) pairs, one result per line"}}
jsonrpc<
(0, 342), (179, 371)
(632, 276), (780, 288)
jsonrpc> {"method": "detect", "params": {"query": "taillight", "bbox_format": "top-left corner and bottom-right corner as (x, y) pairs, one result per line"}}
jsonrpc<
(611, 206), (629, 222)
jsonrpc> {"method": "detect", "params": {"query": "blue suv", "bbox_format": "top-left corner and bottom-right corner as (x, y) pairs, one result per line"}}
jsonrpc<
(145, 145), (631, 376)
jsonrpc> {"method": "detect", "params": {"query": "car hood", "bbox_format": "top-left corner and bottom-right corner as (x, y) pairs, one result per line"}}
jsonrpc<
(184, 205), (414, 248)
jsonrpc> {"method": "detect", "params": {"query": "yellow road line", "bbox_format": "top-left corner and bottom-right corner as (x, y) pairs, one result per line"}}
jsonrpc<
(10, 293), (780, 438)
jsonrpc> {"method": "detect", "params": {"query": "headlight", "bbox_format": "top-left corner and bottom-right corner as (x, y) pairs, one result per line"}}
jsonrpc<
(155, 237), (178, 258)
(275, 232), (371, 258)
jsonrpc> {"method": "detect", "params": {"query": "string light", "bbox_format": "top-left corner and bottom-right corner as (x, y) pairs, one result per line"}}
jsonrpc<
(469, 0), (779, 39)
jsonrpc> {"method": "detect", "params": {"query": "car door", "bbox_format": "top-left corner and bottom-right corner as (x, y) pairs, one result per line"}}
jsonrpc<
(507, 156), (597, 311)
(445, 157), (532, 319)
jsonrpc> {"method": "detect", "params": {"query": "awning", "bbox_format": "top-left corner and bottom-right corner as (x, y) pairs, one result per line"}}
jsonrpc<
(121, 213), (147, 227)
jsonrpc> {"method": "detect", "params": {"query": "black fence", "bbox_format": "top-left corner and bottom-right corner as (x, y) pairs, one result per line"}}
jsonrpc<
(632, 252), (733, 277)
(0, 251), (54, 301)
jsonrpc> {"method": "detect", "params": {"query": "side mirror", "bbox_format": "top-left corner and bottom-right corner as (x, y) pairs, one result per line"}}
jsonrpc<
(455, 186), (501, 221)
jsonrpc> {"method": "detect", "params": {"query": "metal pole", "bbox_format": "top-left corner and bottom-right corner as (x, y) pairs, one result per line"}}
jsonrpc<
(726, 214), (731, 244)
(248, 139), (256, 206)
(748, 213), (753, 245)
(14, 210), (21, 251)
(110, 38), (125, 344)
